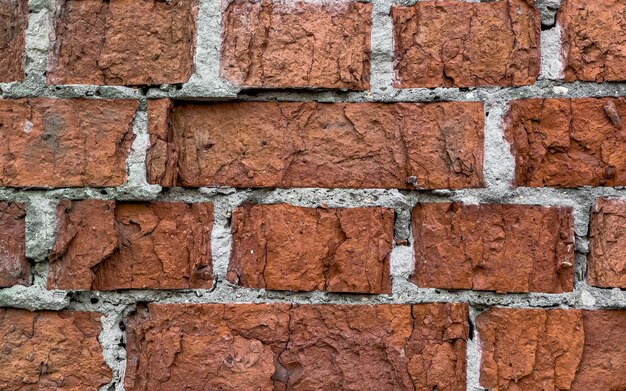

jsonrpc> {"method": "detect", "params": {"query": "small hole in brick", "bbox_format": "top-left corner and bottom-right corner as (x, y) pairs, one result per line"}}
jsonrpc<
(90, 298), (99, 304)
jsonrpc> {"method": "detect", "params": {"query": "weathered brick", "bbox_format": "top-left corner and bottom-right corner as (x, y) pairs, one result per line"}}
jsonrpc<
(0, 98), (136, 187)
(559, 0), (626, 82)
(0, 202), (28, 287)
(146, 100), (484, 189)
(125, 303), (468, 390)
(0, 0), (28, 82)
(412, 203), (574, 293)
(47, 0), (198, 86)
(228, 204), (393, 294)
(0, 309), (111, 390)
(588, 198), (626, 288)
(392, 0), (540, 88)
(505, 98), (626, 187)
(220, 0), (372, 90)
(478, 308), (626, 390)
(48, 200), (213, 290)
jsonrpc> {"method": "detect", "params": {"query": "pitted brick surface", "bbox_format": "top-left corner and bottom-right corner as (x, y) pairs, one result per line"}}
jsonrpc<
(48, 200), (213, 290)
(588, 198), (626, 288)
(228, 204), (394, 294)
(0, 0), (28, 82)
(0, 203), (28, 287)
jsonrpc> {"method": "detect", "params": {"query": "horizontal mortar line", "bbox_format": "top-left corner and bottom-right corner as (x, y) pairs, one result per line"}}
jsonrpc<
(4, 80), (626, 102)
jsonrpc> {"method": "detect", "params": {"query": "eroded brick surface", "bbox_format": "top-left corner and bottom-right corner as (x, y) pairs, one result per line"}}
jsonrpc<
(0, 309), (112, 390)
(48, 200), (213, 290)
(478, 308), (626, 391)
(47, 0), (198, 85)
(0, 99), (136, 187)
(0, 203), (28, 287)
(560, 0), (626, 82)
(220, 0), (371, 90)
(125, 303), (468, 390)
(392, 0), (540, 88)
(505, 98), (626, 187)
(412, 203), (574, 293)
(0, 0), (28, 82)
(146, 100), (484, 189)
(588, 198), (626, 288)
(228, 204), (394, 294)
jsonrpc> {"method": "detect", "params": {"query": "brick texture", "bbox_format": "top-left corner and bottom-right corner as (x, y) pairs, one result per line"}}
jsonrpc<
(478, 308), (626, 391)
(146, 100), (484, 189)
(0, 98), (136, 188)
(228, 204), (393, 294)
(0, 0), (28, 82)
(220, 0), (371, 90)
(560, 0), (626, 82)
(505, 98), (626, 187)
(412, 203), (574, 293)
(0, 202), (28, 287)
(392, 0), (540, 88)
(48, 200), (213, 290)
(0, 309), (111, 390)
(588, 198), (626, 288)
(125, 303), (468, 390)
(47, 0), (198, 86)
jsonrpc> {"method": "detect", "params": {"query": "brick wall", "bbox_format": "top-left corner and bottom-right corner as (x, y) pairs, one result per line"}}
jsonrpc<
(0, 0), (625, 389)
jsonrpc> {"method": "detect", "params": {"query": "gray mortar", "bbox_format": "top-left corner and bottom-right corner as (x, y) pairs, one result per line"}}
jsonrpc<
(0, 0), (625, 389)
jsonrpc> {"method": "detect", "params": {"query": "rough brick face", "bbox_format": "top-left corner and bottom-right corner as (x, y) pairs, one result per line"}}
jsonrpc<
(125, 303), (468, 390)
(0, 0), (28, 82)
(505, 98), (626, 187)
(478, 308), (626, 391)
(0, 309), (111, 390)
(412, 203), (574, 293)
(0, 203), (28, 287)
(48, 200), (213, 290)
(560, 0), (626, 82)
(0, 98), (136, 188)
(588, 198), (626, 288)
(47, 0), (197, 86)
(391, 0), (540, 88)
(228, 204), (393, 294)
(146, 100), (484, 189)
(220, 0), (372, 90)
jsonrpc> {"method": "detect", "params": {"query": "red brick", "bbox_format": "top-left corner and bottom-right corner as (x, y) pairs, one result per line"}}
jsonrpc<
(0, 98), (136, 187)
(392, 0), (540, 88)
(478, 308), (626, 390)
(228, 204), (393, 294)
(0, 0), (28, 82)
(146, 100), (484, 189)
(48, 200), (213, 290)
(220, 0), (371, 90)
(505, 98), (626, 187)
(559, 0), (626, 82)
(0, 309), (111, 390)
(47, 0), (198, 86)
(412, 203), (574, 293)
(588, 198), (626, 288)
(0, 202), (28, 287)
(125, 303), (468, 390)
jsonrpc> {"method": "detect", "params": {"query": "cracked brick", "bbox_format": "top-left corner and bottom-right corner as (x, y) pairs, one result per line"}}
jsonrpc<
(47, 0), (198, 86)
(220, 0), (372, 90)
(0, 0), (28, 82)
(48, 200), (213, 290)
(0, 98), (136, 188)
(227, 204), (394, 294)
(392, 0), (540, 88)
(559, 0), (626, 82)
(0, 202), (28, 288)
(125, 303), (468, 390)
(588, 198), (626, 289)
(411, 203), (574, 293)
(146, 100), (484, 190)
(0, 309), (111, 390)
(505, 98), (626, 187)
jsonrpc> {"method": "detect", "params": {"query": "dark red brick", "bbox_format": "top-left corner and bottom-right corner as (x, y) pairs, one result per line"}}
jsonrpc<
(0, 0), (28, 82)
(588, 198), (626, 288)
(0, 202), (28, 287)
